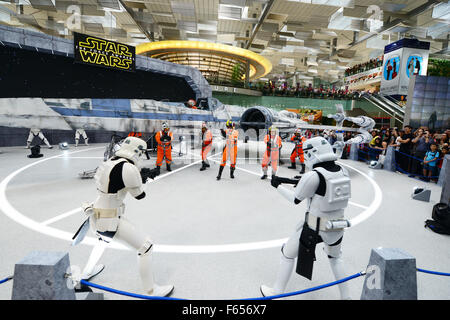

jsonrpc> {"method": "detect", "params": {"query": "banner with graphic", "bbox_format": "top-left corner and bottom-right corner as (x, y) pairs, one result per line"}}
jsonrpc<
(286, 108), (323, 123)
(74, 32), (136, 72)
(380, 38), (429, 96)
(399, 47), (429, 95)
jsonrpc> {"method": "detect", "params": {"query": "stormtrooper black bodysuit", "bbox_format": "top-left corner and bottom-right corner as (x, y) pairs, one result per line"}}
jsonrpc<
(261, 136), (351, 300)
(79, 136), (173, 297)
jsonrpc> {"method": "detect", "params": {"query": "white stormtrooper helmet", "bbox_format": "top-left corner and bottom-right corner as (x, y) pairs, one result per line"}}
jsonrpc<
(303, 136), (337, 169)
(114, 136), (147, 164)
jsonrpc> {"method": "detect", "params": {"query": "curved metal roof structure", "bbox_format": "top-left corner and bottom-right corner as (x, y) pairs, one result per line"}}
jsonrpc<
(137, 40), (272, 82)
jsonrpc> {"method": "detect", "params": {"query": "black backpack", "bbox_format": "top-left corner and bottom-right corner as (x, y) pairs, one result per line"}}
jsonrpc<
(425, 203), (450, 235)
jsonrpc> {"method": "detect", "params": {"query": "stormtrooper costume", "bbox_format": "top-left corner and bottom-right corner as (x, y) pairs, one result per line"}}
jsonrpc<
(261, 136), (352, 300)
(75, 129), (89, 147)
(79, 136), (173, 297)
(26, 127), (52, 149)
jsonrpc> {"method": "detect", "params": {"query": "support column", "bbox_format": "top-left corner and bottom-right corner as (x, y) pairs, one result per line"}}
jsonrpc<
(245, 60), (250, 88)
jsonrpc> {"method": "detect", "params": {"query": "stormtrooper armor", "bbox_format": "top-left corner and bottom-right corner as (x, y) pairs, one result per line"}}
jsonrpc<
(75, 129), (89, 146)
(261, 137), (351, 299)
(79, 136), (174, 297)
(26, 127), (52, 149)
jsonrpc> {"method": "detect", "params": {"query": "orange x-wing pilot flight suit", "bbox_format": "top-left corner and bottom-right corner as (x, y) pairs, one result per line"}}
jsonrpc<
(289, 132), (307, 173)
(217, 120), (238, 180)
(200, 125), (213, 171)
(155, 129), (173, 171)
(201, 129), (213, 161)
(262, 133), (282, 177)
(221, 128), (238, 168)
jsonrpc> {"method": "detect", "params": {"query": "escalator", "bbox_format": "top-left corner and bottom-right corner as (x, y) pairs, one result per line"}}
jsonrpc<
(361, 93), (404, 126)
(375, 93), (406, 116)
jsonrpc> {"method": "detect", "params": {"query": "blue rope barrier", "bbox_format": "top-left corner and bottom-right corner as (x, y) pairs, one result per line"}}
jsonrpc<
(417, 268), (450, 277)
(2, 266), (450, 300)
(241, 272), (364, 301)
(395, 161), (439, 179)
(79, 279), (186, 300)
(0, 276), (12, 285)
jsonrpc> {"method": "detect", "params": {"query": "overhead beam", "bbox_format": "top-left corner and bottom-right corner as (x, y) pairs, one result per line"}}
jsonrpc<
(347, 0), (442, 50)
(245, 0), (276, 50)
(117, 0), (154, 42)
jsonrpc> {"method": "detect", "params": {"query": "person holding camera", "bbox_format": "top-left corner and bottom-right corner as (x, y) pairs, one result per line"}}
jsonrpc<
(410, 129), (430, 177)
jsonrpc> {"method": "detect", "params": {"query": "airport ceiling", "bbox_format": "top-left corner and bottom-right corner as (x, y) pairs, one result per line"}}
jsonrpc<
(0, 0), (449, 82)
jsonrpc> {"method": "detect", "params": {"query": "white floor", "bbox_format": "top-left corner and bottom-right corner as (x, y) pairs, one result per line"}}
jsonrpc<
(0, 142), (448, 300)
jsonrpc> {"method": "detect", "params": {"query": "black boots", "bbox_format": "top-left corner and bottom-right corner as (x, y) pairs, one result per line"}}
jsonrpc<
(299, 163), (305, 174)
(261, 174), (268, 180)
(166, 163), (172, 172)
(288, 162), (296, 169)
(216, 166), (224, 180)
(216, 166), (235, 179)
(200, 161), (207, 171)
(156, 166), (161, 175)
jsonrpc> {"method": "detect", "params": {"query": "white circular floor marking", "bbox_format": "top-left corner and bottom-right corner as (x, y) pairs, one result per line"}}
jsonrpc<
(0, 148), (382, 253)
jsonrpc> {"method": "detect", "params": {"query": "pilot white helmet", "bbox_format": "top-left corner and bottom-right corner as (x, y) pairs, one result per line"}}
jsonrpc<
(303, 136), (337, 169)
(115, 136), (147, 164)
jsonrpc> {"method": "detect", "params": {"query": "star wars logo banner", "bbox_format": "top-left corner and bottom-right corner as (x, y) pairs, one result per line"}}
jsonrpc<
(74, 33), (135, 72)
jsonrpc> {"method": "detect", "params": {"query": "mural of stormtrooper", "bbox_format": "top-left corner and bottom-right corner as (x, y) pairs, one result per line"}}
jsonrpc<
(26, 127), (52, 149)
(261, 136), (352, 300)
(75, 129), (89, 147)
(75, 136), (173, 297)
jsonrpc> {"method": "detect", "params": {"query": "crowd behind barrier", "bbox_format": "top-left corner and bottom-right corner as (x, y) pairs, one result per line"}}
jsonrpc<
(259, 85), (367, 99)
(212, 56), (384, 99)
(344, 56), (384, 77)
(311, 125), (449, 182)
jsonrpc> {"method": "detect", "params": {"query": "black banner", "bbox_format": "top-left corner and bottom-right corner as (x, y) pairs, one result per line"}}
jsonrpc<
(73, 32), (135, 72)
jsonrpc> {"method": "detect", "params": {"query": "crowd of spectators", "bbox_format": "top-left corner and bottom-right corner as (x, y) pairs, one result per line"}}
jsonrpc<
(259, 83), (366, 100)
(344, 56), (384, 77)
(356, 126), (448, 182)
(301, 126), (449, 183)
